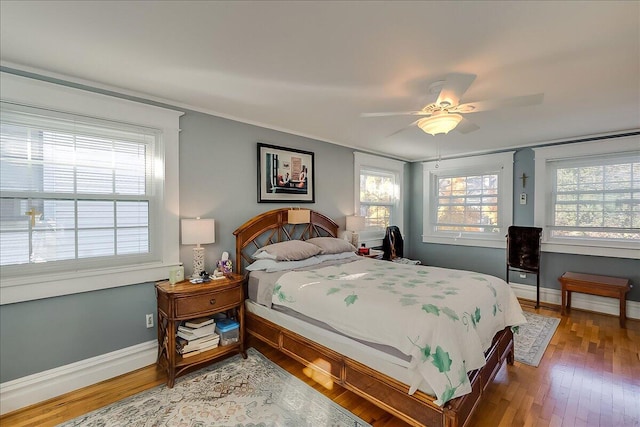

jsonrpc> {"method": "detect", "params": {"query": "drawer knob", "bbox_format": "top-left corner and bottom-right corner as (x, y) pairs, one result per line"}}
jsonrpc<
(209, 298), (216, 305)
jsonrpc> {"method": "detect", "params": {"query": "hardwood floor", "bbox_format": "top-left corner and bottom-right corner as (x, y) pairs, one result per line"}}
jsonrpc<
(1, 301), (638, 427)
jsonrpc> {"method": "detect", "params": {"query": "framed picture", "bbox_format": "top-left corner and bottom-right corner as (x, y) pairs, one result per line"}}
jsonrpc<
(257, 143), (315, 203)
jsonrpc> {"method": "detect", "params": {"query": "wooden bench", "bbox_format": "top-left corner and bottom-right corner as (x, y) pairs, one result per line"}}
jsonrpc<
(559, 272), (632, 328)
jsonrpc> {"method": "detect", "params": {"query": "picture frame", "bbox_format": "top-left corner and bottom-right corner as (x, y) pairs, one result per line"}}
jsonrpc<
(257, 143), (315, 203)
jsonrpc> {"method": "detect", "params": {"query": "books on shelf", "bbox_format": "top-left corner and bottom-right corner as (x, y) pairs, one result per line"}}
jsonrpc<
(185, 317), (214, 328)
(181, 340), (220, 358)
(176, 322), (216, 341)
(176, 334), (218, 350)
(175, 317), (222, 356)
(177, 333), (220, 356)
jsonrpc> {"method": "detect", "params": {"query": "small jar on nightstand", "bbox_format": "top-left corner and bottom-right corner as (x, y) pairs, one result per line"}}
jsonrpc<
(358, 243), (370, 255)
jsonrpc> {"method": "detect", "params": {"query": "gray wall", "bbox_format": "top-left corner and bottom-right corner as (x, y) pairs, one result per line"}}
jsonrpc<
(0, 72), (364, 383)
(0, 283), (158, 381)
(178, 111), (357, 276)
(406, 150), (640, 302)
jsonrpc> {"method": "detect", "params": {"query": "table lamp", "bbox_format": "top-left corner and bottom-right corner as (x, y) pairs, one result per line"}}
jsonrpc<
(181, 217), (215, 278)
(345, 215), (365, 248)
(287, 208), (311, 224)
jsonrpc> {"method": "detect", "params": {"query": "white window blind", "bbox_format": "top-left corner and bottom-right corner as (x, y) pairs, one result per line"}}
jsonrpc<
(0, 102), (158, 273)
(547, 154), (640, 241)
(533, 134), (639, 259)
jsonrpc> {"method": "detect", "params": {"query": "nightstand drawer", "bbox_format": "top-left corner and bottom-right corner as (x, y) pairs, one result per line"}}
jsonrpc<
(175, 287), (242, 317)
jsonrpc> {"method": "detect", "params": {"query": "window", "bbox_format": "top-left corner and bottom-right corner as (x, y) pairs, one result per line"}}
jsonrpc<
(354, 152), (404, 246)
(423, 152), (514, 248)
(0, 72), (182, 304)
(534, 135), (639, 259)
(435, 172), (499, 233)
(359, 169), (396, 229)
(1, 105), (156, 269)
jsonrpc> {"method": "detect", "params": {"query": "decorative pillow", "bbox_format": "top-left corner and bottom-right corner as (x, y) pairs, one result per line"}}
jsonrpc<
(246, 257), (322, 272)
(251, 240), (321, 261)
(316, 251), (359, 262)
(306, 237), (356, 254)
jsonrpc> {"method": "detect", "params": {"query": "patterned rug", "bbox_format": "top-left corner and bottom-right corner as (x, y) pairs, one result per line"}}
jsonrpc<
(59, 348), (370, 427)
(514, 311), (560, 367)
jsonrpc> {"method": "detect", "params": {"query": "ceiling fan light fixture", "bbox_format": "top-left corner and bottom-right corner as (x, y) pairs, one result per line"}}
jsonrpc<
(417, 113), (463, 135)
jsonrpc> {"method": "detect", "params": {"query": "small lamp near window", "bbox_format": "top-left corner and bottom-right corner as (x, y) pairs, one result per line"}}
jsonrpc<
(181, 217), (215, 278)
(287, 208), (311, 224)
(345, 215), (365, 248)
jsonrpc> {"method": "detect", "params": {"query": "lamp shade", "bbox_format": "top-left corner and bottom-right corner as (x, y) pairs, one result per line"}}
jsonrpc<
(288, 209), (310, 224)
(181, 218), (215, 245)
(417, 113), (463, 135)
(345, 215), (365, 231)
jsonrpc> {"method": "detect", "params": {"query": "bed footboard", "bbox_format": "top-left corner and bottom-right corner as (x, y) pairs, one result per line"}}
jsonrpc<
(246, 310), (514, 427)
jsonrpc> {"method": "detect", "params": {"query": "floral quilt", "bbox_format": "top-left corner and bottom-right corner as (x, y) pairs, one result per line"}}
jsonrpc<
(272, 258), (526, 405)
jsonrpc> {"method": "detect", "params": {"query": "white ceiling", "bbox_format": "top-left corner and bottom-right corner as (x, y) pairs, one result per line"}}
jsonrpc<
(1, 1), (638, 161)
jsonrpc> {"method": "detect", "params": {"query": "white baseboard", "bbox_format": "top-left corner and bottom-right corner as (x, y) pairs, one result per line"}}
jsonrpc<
(0, 340), (157, 415)
(509, 282), (640, 320)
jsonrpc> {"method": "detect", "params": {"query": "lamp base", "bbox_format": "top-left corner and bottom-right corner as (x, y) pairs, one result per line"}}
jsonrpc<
(350, 231), (359, 248)
(192, 247), (205, 278)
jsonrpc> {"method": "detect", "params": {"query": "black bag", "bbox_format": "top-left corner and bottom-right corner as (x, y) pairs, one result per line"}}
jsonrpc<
(382, 226), (404, 260)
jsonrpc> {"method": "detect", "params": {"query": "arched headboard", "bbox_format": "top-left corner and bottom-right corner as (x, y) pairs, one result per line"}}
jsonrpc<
(233, 208), (339, 274)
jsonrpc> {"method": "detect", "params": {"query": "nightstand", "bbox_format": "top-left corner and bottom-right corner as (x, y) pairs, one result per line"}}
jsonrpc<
(155, 273), (246, 387)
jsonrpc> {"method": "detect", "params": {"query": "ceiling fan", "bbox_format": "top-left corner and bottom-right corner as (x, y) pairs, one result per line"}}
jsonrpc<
(362, 73), (544, 136)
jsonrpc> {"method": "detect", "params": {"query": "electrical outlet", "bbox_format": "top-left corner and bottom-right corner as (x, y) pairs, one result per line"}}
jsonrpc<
(520, 273), (527, 279)
(145, 314), (154, 328)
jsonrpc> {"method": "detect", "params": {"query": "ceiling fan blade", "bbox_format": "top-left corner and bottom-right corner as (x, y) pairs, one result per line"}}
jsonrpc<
(436, 73), (477, 107)
(455, 93), (544, 113)
(361, 111), (432, 118)
(455, 117), (480, 134)
(386, 119), (421, 138)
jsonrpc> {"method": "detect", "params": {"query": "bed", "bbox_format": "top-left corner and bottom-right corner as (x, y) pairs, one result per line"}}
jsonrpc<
(234, 208), (524, 427)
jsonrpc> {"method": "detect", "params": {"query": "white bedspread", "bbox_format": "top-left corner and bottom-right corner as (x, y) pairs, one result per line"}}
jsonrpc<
(273, 258), (526, 405)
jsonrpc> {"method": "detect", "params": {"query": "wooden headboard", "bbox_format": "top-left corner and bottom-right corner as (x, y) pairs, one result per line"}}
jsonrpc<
(233, 208), (339, 274)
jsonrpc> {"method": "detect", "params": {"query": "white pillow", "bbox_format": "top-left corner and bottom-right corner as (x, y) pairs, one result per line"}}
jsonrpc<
(316, 252), (359, 262)
(252, 240), (322, 261)
(246, 256), (322, 272)
(246, 259), (279, 271)
(306, 237), (356, 254)
(253, 251), (277, 260)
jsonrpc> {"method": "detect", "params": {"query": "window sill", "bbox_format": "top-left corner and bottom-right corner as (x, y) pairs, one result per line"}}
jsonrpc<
(541, 242), (640, 259)
(422, 235), (507, 249)
(0, 262), (176, 305)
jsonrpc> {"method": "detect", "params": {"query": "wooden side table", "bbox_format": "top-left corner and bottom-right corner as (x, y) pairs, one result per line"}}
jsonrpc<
(155, 273), (246, 387)
(559, 272), (632, 328)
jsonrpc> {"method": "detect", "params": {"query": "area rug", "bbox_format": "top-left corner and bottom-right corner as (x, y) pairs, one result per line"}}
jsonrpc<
(514, 311), (560, 367)
(58, 347), (370, 427)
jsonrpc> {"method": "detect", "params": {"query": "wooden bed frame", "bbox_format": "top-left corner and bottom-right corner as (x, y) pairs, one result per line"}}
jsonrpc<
(234, 208), (514, 427)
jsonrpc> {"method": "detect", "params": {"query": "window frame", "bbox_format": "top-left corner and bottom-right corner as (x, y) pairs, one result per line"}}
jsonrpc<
(0, 72), (183, 304)
(354, 152), (405, 247)
(1, 104), (159, 271)
(533, 134), (640, 259)
(422, 152), (514, 248)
